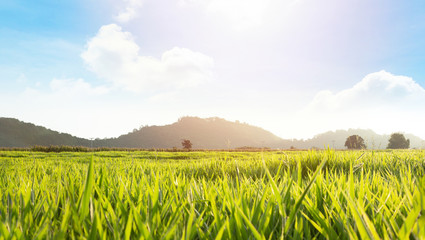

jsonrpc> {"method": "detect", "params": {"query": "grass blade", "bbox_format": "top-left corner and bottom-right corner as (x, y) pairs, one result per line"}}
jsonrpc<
(284, 159), (327, 234)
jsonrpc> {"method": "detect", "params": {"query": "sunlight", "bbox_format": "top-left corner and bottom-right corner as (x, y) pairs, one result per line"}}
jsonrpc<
(207, 0), (271, 30)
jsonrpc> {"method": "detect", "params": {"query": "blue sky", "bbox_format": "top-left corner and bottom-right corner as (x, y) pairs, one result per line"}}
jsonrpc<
(1, 0), (425, 140)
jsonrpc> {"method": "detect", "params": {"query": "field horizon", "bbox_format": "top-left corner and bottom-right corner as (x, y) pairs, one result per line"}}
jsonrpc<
(1, 116), (424, 150)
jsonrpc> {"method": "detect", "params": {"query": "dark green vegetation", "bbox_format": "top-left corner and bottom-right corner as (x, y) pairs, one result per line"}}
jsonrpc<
(2, 117), (425, 149)
(1, 150), (425, 239)
(387, 133), (410, 149)
(344, 135), (366, 149)
(0, 118), (90, 147)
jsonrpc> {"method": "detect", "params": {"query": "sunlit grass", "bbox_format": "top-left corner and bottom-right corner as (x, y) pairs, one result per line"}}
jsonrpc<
(0, 150), (424, 239)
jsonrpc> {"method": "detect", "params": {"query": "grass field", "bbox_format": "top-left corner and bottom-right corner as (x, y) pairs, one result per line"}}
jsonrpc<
(1, 150), (424, 239)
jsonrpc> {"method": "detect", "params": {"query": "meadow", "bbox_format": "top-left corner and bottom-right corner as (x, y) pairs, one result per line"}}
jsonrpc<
(0, 150), (424, 239)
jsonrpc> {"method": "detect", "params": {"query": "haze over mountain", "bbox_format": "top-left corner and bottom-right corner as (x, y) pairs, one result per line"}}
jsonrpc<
(290, 129), (425, 150)
(1, 117), (424, 149)
(96, 117), (283, 149)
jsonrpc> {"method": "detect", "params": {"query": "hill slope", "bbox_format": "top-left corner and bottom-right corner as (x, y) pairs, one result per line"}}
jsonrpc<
(0, 118), (90, 147)
(96, 117), (284, 149)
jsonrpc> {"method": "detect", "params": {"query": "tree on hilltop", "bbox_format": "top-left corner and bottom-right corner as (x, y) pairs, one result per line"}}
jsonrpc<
(344, 135), (366, 149)
(387, 133), (410, 149)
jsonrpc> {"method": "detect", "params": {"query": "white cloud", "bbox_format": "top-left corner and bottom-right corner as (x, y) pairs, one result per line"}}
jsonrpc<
(286, 71), (425, 139)
(114, 0), (144, 23)
(81, 24), (214, 92)
(307, 70), (425, 112)
(50, 78), (110, 95)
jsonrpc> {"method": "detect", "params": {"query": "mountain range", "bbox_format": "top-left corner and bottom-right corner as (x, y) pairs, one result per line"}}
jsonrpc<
(1, 116), (424, 149)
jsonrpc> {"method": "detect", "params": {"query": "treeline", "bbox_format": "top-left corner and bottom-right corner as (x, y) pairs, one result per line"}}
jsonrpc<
(0, 146), (182, 152)
(0, 146), (289, 152)
(344, 133), (412, 150)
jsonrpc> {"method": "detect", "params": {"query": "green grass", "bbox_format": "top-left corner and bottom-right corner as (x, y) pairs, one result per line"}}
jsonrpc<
(0, 150), (424, 239)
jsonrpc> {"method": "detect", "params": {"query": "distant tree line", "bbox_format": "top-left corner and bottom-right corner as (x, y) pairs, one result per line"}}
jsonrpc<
(0, 146), (199, 152)
(345, 133), (410, 150)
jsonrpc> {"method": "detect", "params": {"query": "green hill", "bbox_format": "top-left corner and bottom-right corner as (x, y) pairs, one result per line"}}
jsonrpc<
(0, 118), (90, 147)
(1, 116), (424, 149)
(95, 117), (285, 149)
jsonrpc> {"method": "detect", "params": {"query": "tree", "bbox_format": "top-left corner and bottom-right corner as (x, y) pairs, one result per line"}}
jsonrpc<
(344, 135), (366, 149)
(387, 133), (410, 149)
(181, 139), (193, 150)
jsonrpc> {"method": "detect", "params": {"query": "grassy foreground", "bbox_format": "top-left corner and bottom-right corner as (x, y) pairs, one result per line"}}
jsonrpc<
(1, 150), (425, 239)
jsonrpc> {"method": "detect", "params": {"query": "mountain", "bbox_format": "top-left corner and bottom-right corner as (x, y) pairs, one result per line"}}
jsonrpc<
(0, 118), (90, 147)
(290, 129), (425, 149)
(94, 117), (285, 149)
(0, 117), (284, 149)
(1, 116), (424, 149)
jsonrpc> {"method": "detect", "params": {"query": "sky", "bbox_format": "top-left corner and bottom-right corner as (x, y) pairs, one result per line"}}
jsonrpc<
(1, 0), (425, 140)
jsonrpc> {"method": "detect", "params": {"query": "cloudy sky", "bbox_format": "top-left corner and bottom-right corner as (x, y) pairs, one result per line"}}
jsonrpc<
(1, 0), (425, 139)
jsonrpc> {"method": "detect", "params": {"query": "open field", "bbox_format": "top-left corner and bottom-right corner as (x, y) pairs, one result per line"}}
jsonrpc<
(1, 150), (425, 239)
